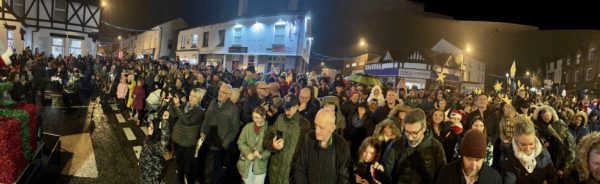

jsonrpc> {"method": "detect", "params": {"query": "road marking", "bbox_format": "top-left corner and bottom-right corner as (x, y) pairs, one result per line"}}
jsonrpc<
(140, 126), (148, 135)
(123, 127), (136, 141)
(111, 104), (119, 111)
(133, 146), (142, 159)
(116, 114), (126, 123)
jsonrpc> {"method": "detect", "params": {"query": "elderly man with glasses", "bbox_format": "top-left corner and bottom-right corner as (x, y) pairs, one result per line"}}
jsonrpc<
(381, 108), (446, 184)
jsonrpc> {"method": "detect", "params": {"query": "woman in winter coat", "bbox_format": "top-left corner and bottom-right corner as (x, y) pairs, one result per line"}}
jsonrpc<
(533, 105), (576, 179)
(139, 110), (172, 184)
(367, 85), (385, 107)
(373, 119), (401, 160)
(566, 132), (600, 183)
(570, 111), (590, 144)
(500, 118), (557, 184)
(131, 79), (146, 125)
(237, 107), (271, 184)
(126, 74), (136, 109)
(345, 102), (375, 159)
(429, 109), (459, 163)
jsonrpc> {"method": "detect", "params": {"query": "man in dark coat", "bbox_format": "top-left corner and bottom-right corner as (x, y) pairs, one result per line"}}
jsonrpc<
(199, 84), (240, 183)
(381, 109), (446, 184)
(298, 88), (319, 123)
(435, 130), (501, 184)
(294, 109), (350, 184)
(373, 90), (401, 124)
(32, 59), (47, 105)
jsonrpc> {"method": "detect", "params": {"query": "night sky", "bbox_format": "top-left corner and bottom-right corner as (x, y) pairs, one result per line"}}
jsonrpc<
(98, 0), (600, 85)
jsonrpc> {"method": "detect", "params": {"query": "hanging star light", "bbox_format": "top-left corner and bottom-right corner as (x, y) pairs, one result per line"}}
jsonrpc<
(500, 93), (511, 105)
(517, 80), (525, 90)
(493, 81), (503, 92)
(436, 72), (446, 84)
(475, 88), (482, 95)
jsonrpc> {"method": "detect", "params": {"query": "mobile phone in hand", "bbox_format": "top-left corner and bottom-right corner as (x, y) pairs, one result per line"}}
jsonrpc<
(276, 130), (283, 140)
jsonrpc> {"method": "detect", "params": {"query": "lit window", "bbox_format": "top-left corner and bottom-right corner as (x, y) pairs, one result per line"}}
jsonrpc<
(52, 37), (64, 57)
(69, 39), (82, 56)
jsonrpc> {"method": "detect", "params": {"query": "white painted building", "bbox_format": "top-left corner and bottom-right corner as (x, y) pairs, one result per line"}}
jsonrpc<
(431, 39), (486, 92)
(0, 0), (100, 57)
(176, 13), (312, 73)
(119, 18), (188, 60)
(545, 59), (562, 84)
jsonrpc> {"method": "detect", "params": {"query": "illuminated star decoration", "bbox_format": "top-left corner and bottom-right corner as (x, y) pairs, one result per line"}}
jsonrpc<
(475, 88), (482, 95)
(500, 93), (511, 105)
(493, 81), (503, 92)
(436, 72), (446, 84)
(517, 80), (525, 90)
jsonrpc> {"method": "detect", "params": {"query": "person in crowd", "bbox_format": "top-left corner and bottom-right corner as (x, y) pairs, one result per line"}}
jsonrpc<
(421, 93), (436, 113)
(264, 95), (311, 184)
(131, 78), (146, 125)
(341, 91), (360, 118)
(242, 81), (270, 124)
(436, 129), (502, 184)
(126, 74), (137, 113)
(298, 88), (319, 123)
(330, 80), (347, 104)
(373, 90), (401, 124)
(500, 104), (519, 149)
(570, 111), (590, 144)
(317, 78), (329, 98)
(513, 89), (531, 115)
(368, 85), (386, 107)
(231, 69), (244, 88)
(170, 88), (206, 184)
(381, 109), (446, 184)
(322, 96), (347, 136)
(199, 84), (240, 184)
(237, 107), (271, 184)
(533, 105), (576, 180)
(369, 99), (379, 113)
(387, 105), (412, 130)
(454, 116), (494, 166)
(429, 108), (459, 163)
(405, 89), (422, 109)
(346, 102), (375, 159)
(139, 109), (172, 184)
(373, 119), (400, 160)
(294, 109), (350, 183)
(353, 137), (389, 184)
(466, 94), (500, 146)
(500, 118), (557, 184)
(567, 132), (600, 183)
(589, 110), (600, 132)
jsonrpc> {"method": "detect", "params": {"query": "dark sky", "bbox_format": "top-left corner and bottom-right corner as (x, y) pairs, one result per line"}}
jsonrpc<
(99, 0), (600, 84)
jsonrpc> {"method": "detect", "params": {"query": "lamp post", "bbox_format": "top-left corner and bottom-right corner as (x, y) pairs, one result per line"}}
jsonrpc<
(360, 38), (368, 54)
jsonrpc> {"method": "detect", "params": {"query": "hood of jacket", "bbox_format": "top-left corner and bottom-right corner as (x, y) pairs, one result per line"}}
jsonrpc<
(576, 132), (600, 181)
(533, 105), (559, 123)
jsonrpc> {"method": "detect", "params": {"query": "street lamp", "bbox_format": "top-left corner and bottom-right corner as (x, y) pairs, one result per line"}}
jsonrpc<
(101, 1), (107, 7)
(118, 35), (122, 40)
(359, 38), (368, 54)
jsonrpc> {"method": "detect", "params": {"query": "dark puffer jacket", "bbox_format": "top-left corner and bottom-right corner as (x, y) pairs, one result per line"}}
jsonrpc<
(533, 105), (576, 174)
(381, 128), (446, 184)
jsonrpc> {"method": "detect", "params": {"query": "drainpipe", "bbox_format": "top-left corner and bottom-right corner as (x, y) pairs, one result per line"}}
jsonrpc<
(157, 26), (163, 60)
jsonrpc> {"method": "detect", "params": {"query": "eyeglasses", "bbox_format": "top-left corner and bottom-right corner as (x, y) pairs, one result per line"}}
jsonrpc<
(258, 87), (269, 90)
(404, 126), (424, 137)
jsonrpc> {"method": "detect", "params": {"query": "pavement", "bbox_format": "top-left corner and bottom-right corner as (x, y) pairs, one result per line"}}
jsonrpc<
(36, 90), (178, 184)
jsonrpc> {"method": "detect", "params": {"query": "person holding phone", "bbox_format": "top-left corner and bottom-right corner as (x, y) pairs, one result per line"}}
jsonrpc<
(264, 95), (311, 184)
(237, 107), (272, 184)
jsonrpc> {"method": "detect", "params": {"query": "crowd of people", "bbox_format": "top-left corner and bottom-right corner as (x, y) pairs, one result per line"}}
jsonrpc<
(6, 50), (600, 184)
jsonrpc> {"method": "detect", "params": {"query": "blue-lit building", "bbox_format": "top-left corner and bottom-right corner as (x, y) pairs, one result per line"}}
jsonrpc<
(176, 13), (312, 73)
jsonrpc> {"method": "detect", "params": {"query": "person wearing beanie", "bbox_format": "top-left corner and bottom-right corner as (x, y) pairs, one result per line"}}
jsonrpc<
(435, 129), (502, 184)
